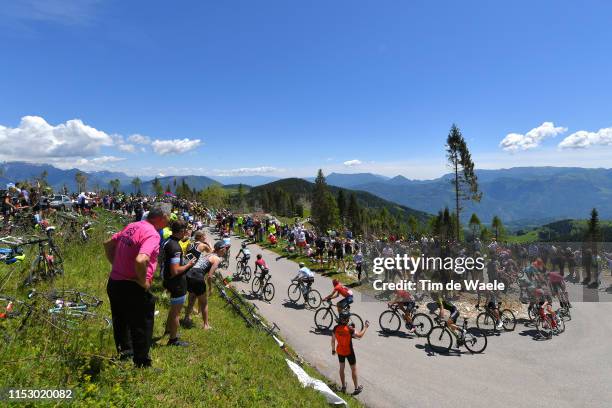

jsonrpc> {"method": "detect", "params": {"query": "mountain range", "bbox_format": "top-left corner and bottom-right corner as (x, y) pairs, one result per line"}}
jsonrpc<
(2, 162), (610, 227)
(323, 167), (612, 226)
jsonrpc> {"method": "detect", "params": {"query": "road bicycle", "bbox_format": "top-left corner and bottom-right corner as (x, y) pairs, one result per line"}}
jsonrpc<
(22, 227), (63, 286)
(427, 317), (487, 354)
(378, 303), (433, 337)
(234, 257), (252, 281)
(251, 269), (275, 302)
(0, 289), (109, 342)
(314, 299), (363, 332)
(287, 279), (322, 309)
(535, 307), (565, 339)
(475, 302), (517, 332)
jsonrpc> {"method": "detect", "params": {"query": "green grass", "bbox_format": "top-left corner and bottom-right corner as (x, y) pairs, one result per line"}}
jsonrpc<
(0, 210), (362, 407)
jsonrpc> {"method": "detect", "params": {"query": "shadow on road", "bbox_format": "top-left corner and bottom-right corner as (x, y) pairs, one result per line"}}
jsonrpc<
(415, 343), (462, 357)
(518, 328), (549, 341)
(281, 300), (306, 310)
(310, 327), (332, 336)
(376, 329), (415, 339)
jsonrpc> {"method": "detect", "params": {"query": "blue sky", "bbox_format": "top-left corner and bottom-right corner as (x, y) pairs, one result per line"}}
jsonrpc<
(1, 0), (611, 179)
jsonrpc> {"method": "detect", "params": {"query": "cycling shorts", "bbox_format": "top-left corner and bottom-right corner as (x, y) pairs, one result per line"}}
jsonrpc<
(449, 307), (459, 323)
(187, 276), (207, 297)
(338, 296), (354, 309)
(338, 351), (356, 365)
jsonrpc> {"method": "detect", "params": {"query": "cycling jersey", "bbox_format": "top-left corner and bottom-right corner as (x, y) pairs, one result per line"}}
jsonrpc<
(297, 267), (314, 279)
(333, 324), (355, 356)
(438, 297), (456, 311)
(334, 283), (353, 298)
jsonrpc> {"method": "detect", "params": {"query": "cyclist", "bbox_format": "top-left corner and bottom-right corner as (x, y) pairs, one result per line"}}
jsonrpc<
(292, 262), (315, 296)
(235, 242), (251, 267)
(476, 289), (503, 329)
(388, 289), (416, 332)
(254, 254), (269, 283)
(534, 288), (558, 329)
(324, 279), (353, 314)
(353, 246), (364, 281)
(547, 270), (570, 309)
(435, 293), (463, 339)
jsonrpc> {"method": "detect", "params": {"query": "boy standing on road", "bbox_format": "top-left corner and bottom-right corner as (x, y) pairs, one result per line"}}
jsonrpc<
(331, 311), (369, 395)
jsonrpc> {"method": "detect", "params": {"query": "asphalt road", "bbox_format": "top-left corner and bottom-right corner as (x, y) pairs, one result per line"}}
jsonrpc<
(208, 230), (612, 408)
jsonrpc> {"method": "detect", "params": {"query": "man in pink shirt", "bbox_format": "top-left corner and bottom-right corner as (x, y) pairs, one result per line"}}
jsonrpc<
(104, 204), (170, 367)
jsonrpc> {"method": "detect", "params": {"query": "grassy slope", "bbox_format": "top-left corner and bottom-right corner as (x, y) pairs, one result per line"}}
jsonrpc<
(0, 210), (361, 407)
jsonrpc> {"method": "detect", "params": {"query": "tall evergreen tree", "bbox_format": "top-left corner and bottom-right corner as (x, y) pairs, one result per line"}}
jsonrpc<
(491, 215), (503, 241)
(311, 170), (339, 233)
(469, 213), (481, 241)
(337, 189), (346, 224)
(151, 177), (163, 196)
(446, 124), (481, 241)
(131, 177), (142, 194)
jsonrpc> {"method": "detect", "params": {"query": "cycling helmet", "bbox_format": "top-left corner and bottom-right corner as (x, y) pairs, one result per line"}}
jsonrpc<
(257, 254), (263, 259)
(241, 243), (246, 248)
(299, 262), (305, 268)
(332, 279), (339, 286)
(339, 310), (351, 322)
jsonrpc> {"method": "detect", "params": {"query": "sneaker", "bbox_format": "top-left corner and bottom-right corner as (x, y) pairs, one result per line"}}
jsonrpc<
(353, 385), (363, 395)
(496, 321), (504, 329)
(167, 338), (189, 347)
(180, 318), (194, 329)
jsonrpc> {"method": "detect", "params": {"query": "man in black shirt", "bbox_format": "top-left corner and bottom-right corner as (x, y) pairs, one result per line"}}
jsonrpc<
(161, 220), (195, 346)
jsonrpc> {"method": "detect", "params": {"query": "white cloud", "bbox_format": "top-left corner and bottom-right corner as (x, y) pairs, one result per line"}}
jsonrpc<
(117, 143), (136, 152)
(343, 159), (362, 167)
(151, 138), (201, 155)
(558, 127), (612, 149)
(214, 166), (281, 176)
(128, 134), (151, 145)
(0, 116), (113, 160)
(499, 122), (567, 152)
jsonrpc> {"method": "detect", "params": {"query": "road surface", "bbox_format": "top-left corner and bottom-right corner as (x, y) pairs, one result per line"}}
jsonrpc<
(209, 230), (612, 408)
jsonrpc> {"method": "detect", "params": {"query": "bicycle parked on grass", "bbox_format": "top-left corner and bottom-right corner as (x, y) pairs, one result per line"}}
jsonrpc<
(251, 269), (275, 301)
(378, 303), (433, 337)
(475, 302), (517, 332)
(427, 317), (488, 354)
(287, 279), (322, 309)
(0, 289), (110, 342)
(22, 227), (63, 286)
(314, 299), (363, 332)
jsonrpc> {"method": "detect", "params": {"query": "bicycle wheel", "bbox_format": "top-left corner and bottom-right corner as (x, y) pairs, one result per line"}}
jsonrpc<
(24, 256), (43, 286)
(314, 307), (334, 330)
(528, 305), (538, 322)
(348, 312), (363, 332)
(427, 326), (452, 353)
(463, 327), (487, 353)
(535, 316), (552, 339)
(554, 315), (565, 334)
(379, 310), (401, 333)
(305, 289), (322, 309)
(476, 312), (496, 332)
(411, 313), (433, 337)
(243, 266), (252, 281)
(287, 283), (302, 303)
(252, 277), (262, 294)
(263, 283), (275, 302)
(500, 309), (517, 331)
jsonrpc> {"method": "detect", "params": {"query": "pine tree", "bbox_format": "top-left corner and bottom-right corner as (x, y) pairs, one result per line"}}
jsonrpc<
(446, 124), (481, 241)
(311, 170), (339, 232)
(491, 215), (503, 241)
(337, 189), (346, 224)
(469, 213), (481, 241)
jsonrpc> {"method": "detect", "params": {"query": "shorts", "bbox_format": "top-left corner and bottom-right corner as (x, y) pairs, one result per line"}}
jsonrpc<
(297, 241), (306, 248)
(335, 251), (343, 259)
(327, 250), (334, 258)
(187, 276), (207, 297)
(449, 308), (459, 323)
(399, 300), (415, 310)
(487, 301), (498, 310)
(338, 352), (356, 365)
(163, 277), (187, 304)
(338, 296), (353, 309)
